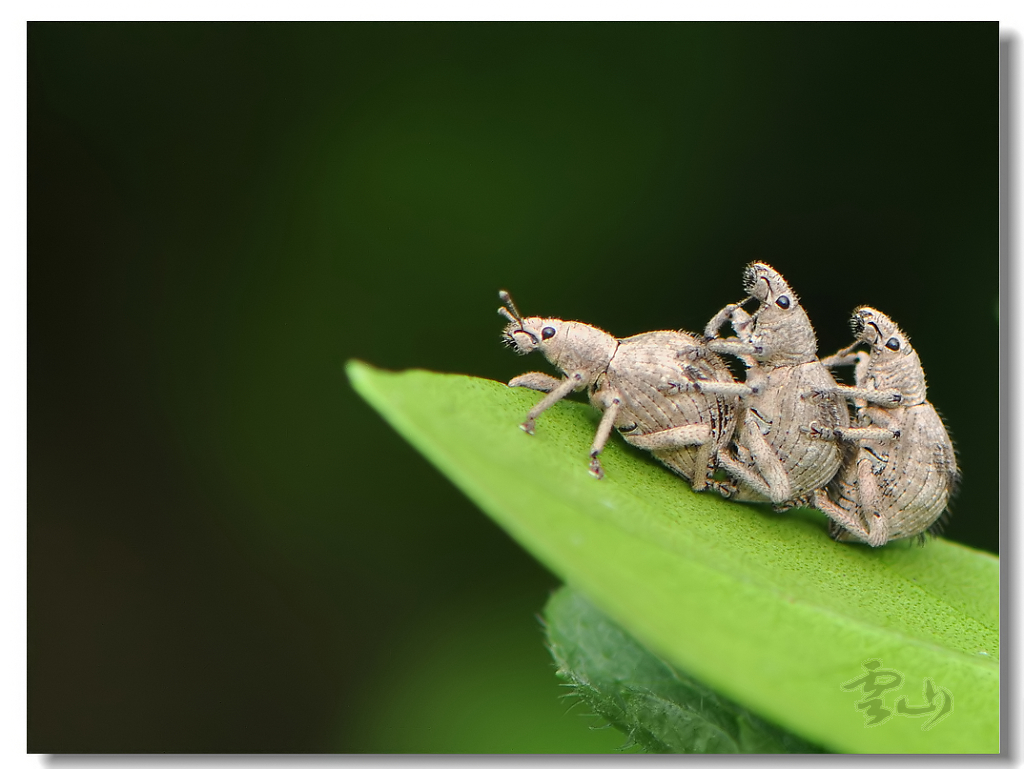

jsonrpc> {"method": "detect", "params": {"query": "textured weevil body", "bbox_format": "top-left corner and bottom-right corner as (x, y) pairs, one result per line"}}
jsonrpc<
(807, 307), (959, 546)
(498, 290), (737, 490)
(681, 263), (850, 507)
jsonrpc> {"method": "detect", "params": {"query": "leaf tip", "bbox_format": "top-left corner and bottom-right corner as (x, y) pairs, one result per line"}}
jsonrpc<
(344, 358), (373, 383)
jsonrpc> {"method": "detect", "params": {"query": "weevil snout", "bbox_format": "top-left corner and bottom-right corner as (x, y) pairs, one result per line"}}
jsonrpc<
(502, 323), (540, 354)
(850, 310), (867, 337)
(741, 263), (763, 295)
(742, 262), (790, 305)
(851, 307), (896, 347)
(499, 290), (538, 354)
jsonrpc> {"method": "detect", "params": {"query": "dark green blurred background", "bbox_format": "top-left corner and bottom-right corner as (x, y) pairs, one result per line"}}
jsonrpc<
(29, 22), (998, 753)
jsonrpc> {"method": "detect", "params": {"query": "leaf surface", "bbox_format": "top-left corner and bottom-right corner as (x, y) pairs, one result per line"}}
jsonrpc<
(347, 362), (999, 754)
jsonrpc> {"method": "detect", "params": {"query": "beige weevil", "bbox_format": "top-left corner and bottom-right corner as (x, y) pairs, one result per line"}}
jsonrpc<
(806, 307), (959, 546)
(498, 290), (737, 490)
(677, 263), (850, 507)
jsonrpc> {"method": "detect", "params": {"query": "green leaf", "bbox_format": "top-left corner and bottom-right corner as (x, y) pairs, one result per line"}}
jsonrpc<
(544, 584), (825, 753)
(347, 362), (999, 754)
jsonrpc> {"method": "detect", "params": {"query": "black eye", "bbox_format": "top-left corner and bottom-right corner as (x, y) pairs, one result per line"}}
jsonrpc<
(542, 326), (556, 340)
(775, 296), (790, 309)
(885, 337), (901, 351)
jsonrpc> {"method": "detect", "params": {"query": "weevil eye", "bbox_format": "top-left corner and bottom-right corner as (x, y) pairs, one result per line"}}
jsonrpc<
(885, 337), (901, 351)
(775, 296), (790, 309)
(542, 326), (556, 340)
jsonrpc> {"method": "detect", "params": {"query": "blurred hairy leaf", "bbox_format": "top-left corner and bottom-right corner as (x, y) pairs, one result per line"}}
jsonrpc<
(347, 362), (998, 754)
(544, 585), (824, 753)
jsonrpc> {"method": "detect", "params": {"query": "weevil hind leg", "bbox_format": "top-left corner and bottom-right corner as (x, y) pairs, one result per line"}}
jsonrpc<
(508, 371), (563, 393)
(856, 458), (890, 547)
(689, 439), (715, 492)
(625, 424), (711, 451)
(812, 460), (890, 547)
(724, 415), (792, 505)
(625, 424), (715, 491)
(717, 450), (778, 502)
(812, 489), (872, 543)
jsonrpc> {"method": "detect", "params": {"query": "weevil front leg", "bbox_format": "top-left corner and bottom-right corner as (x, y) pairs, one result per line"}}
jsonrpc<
(705, 304), (761, 367)
(705, 302), (755, 339)
(510, 371), (585, 435)
(819, 342), (863, 369)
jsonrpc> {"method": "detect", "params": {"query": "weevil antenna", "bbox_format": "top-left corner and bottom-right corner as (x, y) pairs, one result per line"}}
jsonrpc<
(498, 290), (525, 328)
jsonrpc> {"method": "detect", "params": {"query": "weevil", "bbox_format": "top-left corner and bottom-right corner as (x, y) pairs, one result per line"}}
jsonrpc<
(674, 263), (850, 507)
(805, 307), (959, 546)
(498, 290), (737, 490)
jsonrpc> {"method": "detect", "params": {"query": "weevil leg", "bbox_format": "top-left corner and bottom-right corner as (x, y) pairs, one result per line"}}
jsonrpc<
(738, 415), (791, 504)
(704, 302), (747, 339)
(728, 305), (755, 338)
(812, 489), (872, 542)
(689, 438), (715, 492)
(587, 395), (622, 480)
(632, 418), (728, 492)
(663, 379), (753, 399)
(804, 423), (900, 443)
(857, 457), (890, 547)
(835, 385), (903, 408)
(819, 342), (861, 369)
(714, 408), (791, 505)
(830, 352), (872, 413)
(800, 420), (837, 441)
(717, 451), (777, 500)
(852, 351), (871, 385)
(517, 372), (583, 435)
(835, 426), (900, 443)
(508, 371), (563, 393)
(860, 409), (900, 433)
(773, 493), (813, 512)
(706, 338), (760, 358)
(709, 477), (738, 497)
(625, 424), (711, 450)
(712, 410), (787, 503)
